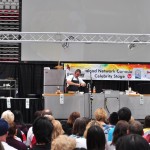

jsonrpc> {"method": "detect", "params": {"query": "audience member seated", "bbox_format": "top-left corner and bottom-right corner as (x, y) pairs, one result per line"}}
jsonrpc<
(116, 134), (150, 150)
(117, 107), (131, 122)
(108, 112), (118, 142)
(1, 110), (26, 144)
(62, 112), (80, 135)
(86, 125), (106, 150)
(70, 117), (87, 149)
(143, 115), (150, 143)
(107, 120), (129, 150)
(13, 110), (28, 136)
(6, 122), (27, 150)
(41, 109), (53, 116)
(128, 120), (143, 136)
(0, 119), (17, 150)
(26, 110), (42, 148)
(94, 108), (108, 127)
(84, 120), (108, 150)
(32, 116), (53, 150)
(143, 115), (150, 135)
(51, 135), (76, 150)
(51, 120), (64, 141)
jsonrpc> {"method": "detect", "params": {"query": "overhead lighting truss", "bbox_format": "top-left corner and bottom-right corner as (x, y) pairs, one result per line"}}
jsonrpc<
(0, 32), (150, 44)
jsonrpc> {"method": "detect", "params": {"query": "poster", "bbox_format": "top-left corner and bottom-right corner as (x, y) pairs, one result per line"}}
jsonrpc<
(64, 63), (150, 81)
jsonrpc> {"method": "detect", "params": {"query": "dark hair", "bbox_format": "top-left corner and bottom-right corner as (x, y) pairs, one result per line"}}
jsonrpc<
(75, 69), (81, 74)
(144, 115), (150, 128)
(86, 125), (106, 150)
(72, 117), (87, 136)
(118, 107), (131, 122)
(67, 112), (80, 125)
(8, 122), (17, 136)
(109, 112), (118, 125)
(33, 116), (53, 144)
(116, 134), (150, 150)
(13, 110), (24, 124)
(112, 120), (129, 145)
(129, 121), (143, 136)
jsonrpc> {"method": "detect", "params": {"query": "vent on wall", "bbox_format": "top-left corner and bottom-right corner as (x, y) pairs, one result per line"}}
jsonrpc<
(0, 0), (21, 62)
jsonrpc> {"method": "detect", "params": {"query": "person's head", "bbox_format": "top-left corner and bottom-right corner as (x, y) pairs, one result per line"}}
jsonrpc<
(84, 120), (102, 138)
(116, 134), (150, 150)
(51, 135), (76, 150)
(42, 109), (53, 116)
(118, 107), (131, 122)
(0, 119), (9, 141)
(112, 120), (129, 145)
(1, 110), (14, 125)
(13, 110), (24, 124)
(94, 108), (107, 122)
(109, 112), (118, 125)
(33, 116), (53, 144)
(67, 112), (80, 125)
(86, 125), (106, 150)
(51, 120), (64, 140)
(8, 122), (17, 136)
(74, 69), (81, 78)
(33, 110), (42, 122)
(144, 115), (150, 128)
(129, 120), (143, 136)
(72, 117), (87, 136)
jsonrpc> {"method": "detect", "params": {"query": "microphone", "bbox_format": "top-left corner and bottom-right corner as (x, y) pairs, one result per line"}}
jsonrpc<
(90, 72), (93, 86)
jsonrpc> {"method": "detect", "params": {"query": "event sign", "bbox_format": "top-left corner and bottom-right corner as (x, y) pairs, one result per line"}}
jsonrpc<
(64, 63), (150, 81)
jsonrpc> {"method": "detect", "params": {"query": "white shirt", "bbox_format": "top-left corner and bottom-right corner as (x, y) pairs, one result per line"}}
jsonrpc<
(67, 75), (85, 87)
(26, 126), (34, 146)
(2, 141), (17, 150)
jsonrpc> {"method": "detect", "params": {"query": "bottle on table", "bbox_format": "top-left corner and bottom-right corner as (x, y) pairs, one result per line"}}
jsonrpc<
(93, 86), (96, 93)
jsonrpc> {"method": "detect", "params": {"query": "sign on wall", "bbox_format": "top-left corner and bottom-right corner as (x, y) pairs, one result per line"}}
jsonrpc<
(64, 63), (150, 81)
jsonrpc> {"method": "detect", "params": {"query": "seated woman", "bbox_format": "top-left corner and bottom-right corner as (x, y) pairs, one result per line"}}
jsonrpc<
(86, 125), (106, 150)
(6, 122), (27, 150)
(116, 134), (150, 150)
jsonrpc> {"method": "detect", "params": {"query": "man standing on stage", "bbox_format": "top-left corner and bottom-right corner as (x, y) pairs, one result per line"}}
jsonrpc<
(66, 69), (86, 92)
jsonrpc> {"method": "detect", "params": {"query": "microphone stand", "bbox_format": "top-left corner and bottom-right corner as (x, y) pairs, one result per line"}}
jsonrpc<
(89, 72), (93, 120)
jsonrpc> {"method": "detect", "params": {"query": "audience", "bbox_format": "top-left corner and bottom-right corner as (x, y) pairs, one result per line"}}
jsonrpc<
(70, 117), (87, 149)
(107, 112), (118, 141)
(51, 120), (64, 141)
(6, 122), (27, 150)
(26, 110), (42, 147)
(0, 106), (149, 150)
(128, 120), (143, 136)
(118, 107), (131, 122)
(116, 134), (150, 150)
(13, 110), (28, 136)
(32, 116), (53, 150)
(86, 125), (106, 150)
(0, 118), (17, 150)
(51, 135), (76, 150)
(108, 107), (131, 143)
(94, 108), (108, 126)
(107, 120), (129, 150)
(1, 110), (26, 143)
(62, 111), (80, 135)
(144, 115), (150, 134)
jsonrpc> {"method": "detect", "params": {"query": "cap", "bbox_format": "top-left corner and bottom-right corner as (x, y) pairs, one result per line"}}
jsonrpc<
(0, 119), (9, 136)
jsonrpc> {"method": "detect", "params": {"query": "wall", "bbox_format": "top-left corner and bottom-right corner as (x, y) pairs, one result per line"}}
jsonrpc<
(22, 0), (150, 62)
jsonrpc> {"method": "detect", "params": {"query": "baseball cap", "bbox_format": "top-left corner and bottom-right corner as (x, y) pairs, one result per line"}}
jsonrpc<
(0, 119), (9, 136)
